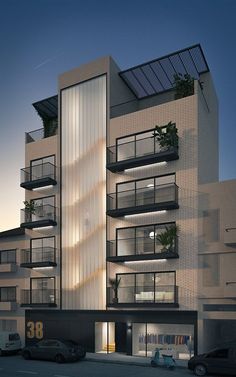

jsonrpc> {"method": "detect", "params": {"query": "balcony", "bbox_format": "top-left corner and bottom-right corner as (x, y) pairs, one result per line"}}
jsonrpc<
(25, 126), (57, 144)
(107, 129), (178, 173)
(107, 182), (178, 218)
(21, 289), (57, 307)
(224, 228), (236, 245)
(20, 247), (57, 268)
(107, 232), (178, 263)
(107, 285), (178, 308)
(20, 204), (57, 229)
(20, 162), (57, 190)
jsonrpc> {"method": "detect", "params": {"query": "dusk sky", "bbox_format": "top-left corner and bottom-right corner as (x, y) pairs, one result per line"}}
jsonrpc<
(0, 0), (235, 231)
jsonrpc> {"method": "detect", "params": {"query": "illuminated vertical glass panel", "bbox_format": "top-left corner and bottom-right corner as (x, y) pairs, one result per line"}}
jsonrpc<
(61, 75), (106, 309)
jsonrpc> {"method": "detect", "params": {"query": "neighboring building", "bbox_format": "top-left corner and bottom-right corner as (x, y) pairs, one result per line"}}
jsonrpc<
(0, 44), (235, 358)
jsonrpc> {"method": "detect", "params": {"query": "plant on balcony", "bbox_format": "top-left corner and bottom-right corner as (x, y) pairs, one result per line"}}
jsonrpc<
(109, 277), (121, 304)
(23, 200), (36, 222)
(43, 118), (58, 138)
(173, 73), (194, 99)
(155, 225), (178, 253)
(35, 107), (58, 138)
(153, 121), (178, 150)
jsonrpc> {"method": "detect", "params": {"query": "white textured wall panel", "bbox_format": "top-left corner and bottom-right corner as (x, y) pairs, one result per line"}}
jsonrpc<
(61, 75), (106, 309)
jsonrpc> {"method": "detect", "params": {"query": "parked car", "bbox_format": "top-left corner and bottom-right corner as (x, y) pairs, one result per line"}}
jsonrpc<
(22, 339), (86, 363)
(188, 347), (236, 376)
(0, 332), (21, 355)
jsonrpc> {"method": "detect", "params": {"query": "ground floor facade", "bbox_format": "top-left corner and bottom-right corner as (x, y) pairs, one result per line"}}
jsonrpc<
(25, 309), (197, 360)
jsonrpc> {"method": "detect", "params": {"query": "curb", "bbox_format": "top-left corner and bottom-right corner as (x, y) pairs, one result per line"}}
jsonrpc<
(85, 356), (187, 369)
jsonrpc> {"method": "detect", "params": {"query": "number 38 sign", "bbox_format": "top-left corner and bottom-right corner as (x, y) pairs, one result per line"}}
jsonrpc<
(26, 321), (44, 339)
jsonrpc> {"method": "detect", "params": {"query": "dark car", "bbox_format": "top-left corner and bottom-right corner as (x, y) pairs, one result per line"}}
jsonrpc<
(22, 339), (86, 363)
(188, 347), (236, 376)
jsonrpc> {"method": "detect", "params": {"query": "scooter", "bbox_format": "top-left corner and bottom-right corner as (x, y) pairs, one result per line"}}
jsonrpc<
(151, 348), (176, 369)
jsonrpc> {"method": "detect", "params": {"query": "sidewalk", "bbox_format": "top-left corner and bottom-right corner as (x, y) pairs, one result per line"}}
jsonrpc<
(86, 352), (188, 368)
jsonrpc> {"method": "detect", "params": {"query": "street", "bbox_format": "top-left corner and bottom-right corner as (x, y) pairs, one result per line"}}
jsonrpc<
(0, 355), (194, 377)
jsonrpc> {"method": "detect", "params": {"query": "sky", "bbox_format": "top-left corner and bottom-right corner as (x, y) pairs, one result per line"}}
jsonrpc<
(0, 0), (236, 231)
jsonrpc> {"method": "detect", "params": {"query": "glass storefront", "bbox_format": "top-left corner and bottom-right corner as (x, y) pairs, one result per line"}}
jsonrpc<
(132, 323), (194, 359)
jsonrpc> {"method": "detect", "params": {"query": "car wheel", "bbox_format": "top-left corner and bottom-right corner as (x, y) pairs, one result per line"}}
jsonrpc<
(22, 350), (31, 360)
(55, 354), (65, 364)
(0, 349), (3, 356)
(194, 364), (207, 376)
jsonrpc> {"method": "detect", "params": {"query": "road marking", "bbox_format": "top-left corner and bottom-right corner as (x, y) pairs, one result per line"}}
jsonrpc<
(17, 371), (38, 375)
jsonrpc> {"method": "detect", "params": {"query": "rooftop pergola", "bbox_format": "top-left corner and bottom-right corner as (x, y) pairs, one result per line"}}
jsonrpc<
(119, 44), (209, 99)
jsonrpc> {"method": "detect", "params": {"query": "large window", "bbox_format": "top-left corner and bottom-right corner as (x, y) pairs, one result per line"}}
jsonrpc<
(132, 323), (194, 359)
(116, 174), (176, 209)
(31, 237), (55, 263)
(31, 196), (55, 222)
(30, 155), (55, 180)
(114, 223), (177, 257)
(30, 277), (55, 304)
(116, 272), (176, 304)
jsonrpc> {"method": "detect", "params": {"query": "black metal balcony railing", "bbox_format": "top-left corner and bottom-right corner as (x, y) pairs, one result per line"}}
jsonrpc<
(20, 247), (57, 268)
(107, 131), (178, 172)
(21, 289), (57, 307)
(25, 127), (58, 144)
(20, 204), (57, 229)
(107, 285), (178, 306)
(20, 162), (57, 190)
(107, 236), (178, 262)
(107, 182), (179, 217)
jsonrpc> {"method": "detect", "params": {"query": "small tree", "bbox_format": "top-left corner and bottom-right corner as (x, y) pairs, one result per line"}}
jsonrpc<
(23, 200), (36, 222)
(109, 277), (121, 303)
(173, 73), (194, 99)
(153, 121), (178, 150)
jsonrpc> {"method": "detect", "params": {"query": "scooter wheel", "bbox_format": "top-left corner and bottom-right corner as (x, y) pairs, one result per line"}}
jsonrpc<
(151, 360), (157, 367)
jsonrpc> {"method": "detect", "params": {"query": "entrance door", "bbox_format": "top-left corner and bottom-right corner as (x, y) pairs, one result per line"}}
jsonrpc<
(95, 322), (115, 353)
(115, 323), (127, 353)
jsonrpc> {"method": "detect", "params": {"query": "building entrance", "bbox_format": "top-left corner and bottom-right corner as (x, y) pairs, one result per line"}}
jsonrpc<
(95, 322), (115, 353)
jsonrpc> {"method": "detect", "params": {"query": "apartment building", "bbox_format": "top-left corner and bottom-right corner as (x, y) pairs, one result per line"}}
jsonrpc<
(0, 44), (235, 358)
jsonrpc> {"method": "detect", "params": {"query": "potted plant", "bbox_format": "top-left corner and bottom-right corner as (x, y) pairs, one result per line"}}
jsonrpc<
(155, 225), (178, 253)
(153, 121), (178, 150)
(109, 277), (121, 304)
(43, 118), (58, 138)
(23, 200), (36, 222)
(173, 73), (194, 99)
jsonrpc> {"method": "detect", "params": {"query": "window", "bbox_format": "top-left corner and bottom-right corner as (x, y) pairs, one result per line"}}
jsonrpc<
(0, 287), (16, 302)
(31, 237), (55, 263)
(0, 249), (16, 264)
(30, 155), (55, 180)
(31, 196), (55, 221)
(30, 277), (55, 304)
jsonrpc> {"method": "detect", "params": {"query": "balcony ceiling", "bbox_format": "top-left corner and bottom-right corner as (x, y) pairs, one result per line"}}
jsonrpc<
(33, 95), (58, 120)
(120, 44), (209, 99)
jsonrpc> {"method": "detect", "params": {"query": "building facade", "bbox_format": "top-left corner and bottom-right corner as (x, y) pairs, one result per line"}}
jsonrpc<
(0, 45), (235, 358)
